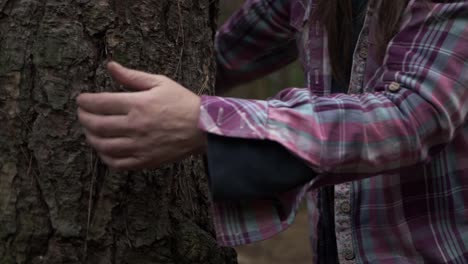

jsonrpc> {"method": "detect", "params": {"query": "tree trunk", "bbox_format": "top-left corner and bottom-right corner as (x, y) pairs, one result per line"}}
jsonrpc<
(0, 0), (237, 263)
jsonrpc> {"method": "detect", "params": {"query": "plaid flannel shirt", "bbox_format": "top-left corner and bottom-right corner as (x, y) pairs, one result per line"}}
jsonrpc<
(199, 0), (468, 263)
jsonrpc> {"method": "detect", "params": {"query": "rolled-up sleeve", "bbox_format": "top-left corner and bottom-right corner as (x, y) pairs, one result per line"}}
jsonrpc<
(200, 2), (468, 187)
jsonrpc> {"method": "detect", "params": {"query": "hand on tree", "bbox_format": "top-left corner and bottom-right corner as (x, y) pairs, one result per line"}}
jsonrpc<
(77, 61), (207, 171)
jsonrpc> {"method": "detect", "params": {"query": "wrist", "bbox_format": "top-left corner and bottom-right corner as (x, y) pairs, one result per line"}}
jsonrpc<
(191, 95), (207, 154)
(194, 131), (207, 155)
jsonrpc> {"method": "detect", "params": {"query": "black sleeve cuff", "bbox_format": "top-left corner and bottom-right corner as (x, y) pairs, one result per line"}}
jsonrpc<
(206, 134), (316, 202)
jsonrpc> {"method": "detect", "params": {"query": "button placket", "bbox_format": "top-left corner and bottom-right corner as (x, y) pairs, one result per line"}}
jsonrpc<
(335, 7), (372, 264)
(335, 182), (355, 264)
(334, 3), (378, 263)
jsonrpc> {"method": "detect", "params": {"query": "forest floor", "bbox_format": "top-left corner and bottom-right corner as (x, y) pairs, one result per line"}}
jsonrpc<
(235, 205), (312, 264)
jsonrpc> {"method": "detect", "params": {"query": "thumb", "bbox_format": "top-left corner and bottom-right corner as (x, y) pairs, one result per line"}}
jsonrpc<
(107, 61), (163, 91)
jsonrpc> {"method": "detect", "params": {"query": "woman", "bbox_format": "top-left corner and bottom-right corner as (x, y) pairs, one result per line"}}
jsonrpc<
(77, 0), (468, 262)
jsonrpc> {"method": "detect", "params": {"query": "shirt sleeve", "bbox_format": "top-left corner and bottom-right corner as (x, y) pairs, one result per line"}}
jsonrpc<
(215, 0), (299, 94)
(200, 2), (468, 187)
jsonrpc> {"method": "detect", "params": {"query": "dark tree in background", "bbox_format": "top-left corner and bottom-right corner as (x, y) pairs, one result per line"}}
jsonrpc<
(0, 0), (237, 263)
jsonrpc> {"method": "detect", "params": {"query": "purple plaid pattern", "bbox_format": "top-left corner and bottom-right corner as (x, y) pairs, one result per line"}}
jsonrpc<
(200, 0), (468, 263)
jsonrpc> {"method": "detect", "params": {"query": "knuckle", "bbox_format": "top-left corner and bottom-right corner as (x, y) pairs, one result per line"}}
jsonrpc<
(132, 101), (145, 113)
(89, 137), (112, 155)
(132, 118), (152, 135)
(106, 158), (123, 171)
(128, 72), (140, 82)
(98, 154), (112, 167)
(157, 75), (169, 82)
(140, 119), (153, 133)
(129, 100), (148, 119)
(85, 133), (98, 147)
(98, 141), (113, 154)
(127, 118), (141, 133)
(97, 93), (112, 106)
(111, 162), (126, 171)
(95, 141), (108, 154)
(87, 118), (103, 133)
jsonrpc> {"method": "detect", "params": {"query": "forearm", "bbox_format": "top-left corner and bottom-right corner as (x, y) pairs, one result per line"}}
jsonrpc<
(199, 77), (467, 187)
(200, 2), (468, 187)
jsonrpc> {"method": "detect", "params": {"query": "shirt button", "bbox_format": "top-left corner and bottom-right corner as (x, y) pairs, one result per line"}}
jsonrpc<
(388, 82), (401, 92)
(343, 249), (356, 261)
(359, 48), (368, 58)
(340, 201), (351, 214)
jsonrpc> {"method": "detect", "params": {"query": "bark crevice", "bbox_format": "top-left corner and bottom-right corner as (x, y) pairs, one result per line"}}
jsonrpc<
(1, 0), (236, 263)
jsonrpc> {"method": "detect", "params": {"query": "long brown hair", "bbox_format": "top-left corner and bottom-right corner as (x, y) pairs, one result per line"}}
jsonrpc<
(314, 0), (409, 84)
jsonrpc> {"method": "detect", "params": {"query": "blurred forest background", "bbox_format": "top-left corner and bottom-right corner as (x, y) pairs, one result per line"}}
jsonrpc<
(219, 0), (304, 99)
(219, 1), (312, 264)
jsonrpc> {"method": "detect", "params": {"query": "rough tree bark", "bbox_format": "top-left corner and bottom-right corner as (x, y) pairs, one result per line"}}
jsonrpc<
(0, 0), (237, 263)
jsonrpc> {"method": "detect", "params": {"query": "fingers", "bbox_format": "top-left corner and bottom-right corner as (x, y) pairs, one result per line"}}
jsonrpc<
(84, 129), (147, 171)
(77, 62), (167, 115)
(78, 108), (132, 137)
(99, 154), (143, 171)
(84, 130), (135, 158)
(107, 61), (165, 91)
(77, 92), (136, 115)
